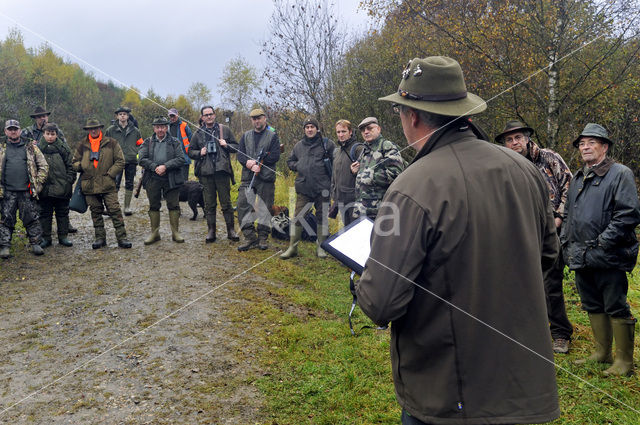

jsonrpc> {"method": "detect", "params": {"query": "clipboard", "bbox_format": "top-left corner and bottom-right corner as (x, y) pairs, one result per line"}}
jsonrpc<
(320, 216), (374, 275)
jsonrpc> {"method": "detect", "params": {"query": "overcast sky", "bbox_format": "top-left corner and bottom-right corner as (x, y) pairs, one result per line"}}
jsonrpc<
(0, 0), (370, 105)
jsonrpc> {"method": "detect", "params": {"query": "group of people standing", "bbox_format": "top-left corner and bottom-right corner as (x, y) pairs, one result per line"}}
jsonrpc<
(1, 57), (638, 424)
(352, 56), (639, 424)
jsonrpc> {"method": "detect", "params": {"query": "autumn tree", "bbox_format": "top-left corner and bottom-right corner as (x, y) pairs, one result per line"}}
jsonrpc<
(262, 0), (348, 127)
(218, 56), (260, 132)
(361, 0), (640, 150)
(187, 81), (212, 112)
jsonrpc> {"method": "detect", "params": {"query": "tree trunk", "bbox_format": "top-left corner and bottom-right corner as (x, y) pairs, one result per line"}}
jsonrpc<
(546, 0), (566, 149)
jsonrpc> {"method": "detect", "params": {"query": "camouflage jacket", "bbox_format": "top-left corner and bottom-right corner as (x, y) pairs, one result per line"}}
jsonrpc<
(0, 136), (49, 199)
(526, 142), (572, 218)
(354, 135), (405, 218)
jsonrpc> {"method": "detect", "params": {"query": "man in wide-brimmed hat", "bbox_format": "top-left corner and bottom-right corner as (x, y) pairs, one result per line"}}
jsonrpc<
(22, 106), (65, 143)
(22, 106), (80, 234)
(72, 118), (131, 249)
(561, 123), (640, 377)
(138, 116), (186, 244)
(105, 106), (143, 216)
(355, 56), (560, 424)
(496, 119), (574, 354)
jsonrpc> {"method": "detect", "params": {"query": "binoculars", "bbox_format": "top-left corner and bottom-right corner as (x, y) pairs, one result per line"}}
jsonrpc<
(89, 151), (100, 161)
(206, 140), (217, 155)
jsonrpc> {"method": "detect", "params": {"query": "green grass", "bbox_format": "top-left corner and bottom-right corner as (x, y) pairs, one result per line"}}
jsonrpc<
(237, 243), (400, 424)
(233, 171), (640, 424)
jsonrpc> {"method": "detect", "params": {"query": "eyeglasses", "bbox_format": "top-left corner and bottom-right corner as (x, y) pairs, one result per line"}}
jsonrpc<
(202, 113), (215, 117)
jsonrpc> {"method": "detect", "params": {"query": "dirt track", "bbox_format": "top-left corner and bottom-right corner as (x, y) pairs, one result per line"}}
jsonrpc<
(0, 190), (277, 424)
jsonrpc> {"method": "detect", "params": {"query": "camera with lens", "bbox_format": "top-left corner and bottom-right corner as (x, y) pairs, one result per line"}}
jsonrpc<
(89, 151), (100, 161)
(206, 139), (217, 155)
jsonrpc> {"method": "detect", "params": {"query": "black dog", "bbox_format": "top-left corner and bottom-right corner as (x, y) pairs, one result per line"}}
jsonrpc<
(179, 181), (204, 220)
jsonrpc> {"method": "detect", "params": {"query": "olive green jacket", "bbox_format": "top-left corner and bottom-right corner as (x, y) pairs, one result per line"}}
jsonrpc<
(37, 138), (75, 199)
(72, 134), (124, 195)
(105, 121), (143, 164)
(356, 122), (560, 424)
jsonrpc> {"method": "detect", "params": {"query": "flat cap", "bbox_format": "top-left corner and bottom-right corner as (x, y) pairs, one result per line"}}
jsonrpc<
(250, 108), (266, 118)
(358, 117), (379, 130)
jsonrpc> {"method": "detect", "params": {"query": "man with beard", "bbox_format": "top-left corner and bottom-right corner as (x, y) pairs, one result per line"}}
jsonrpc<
(0, 120), (48, 258)
(497, 120), (574, 354)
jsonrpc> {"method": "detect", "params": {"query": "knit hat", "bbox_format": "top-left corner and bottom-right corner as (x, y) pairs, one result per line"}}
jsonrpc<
(303, 116), (319, 129)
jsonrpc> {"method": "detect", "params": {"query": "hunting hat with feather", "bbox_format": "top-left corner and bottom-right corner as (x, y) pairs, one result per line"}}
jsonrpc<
(379, 56), (486, 117)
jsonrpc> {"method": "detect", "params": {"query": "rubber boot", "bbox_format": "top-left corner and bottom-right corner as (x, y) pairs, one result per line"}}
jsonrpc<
(224, 212), (240, 242)
(604, 317), (636, 376)
(144, 211), (161, 245)
(124, 189), (133, 216)
(575, 313), (613, 364)
(206, 214), (217, 243)
(169, 210), (184, 243)
(280, 225), (302, 259)
(316, 232), (328, 258)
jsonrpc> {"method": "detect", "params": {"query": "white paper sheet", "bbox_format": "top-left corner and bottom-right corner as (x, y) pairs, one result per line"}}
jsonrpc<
(327, 218), (374, 269)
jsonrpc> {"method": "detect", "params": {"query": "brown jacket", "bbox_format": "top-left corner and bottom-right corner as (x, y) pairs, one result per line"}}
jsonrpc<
(356, 122), (560, 424)
(72, 134), (124, 195)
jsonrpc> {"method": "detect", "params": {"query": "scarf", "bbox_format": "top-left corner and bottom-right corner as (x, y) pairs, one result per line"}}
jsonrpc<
(88, 131), (102, 168)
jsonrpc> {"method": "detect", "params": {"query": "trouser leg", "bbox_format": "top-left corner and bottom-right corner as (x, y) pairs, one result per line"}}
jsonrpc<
(103, 191), (127, 240)
(544, 253), (573, 340)
(215, 172), (232, 215)
(18, 192), (43, 244)
(53, 197), (70, 237)
(115, 168), (124, 191)
(236, 183), (255, 234)
(38, 196), (54, 241)
(0, 191), (19, 247)
(124, 163), (136, 191)
(86, 194), (106, 239)
(200, 175), (218, 218)
(146, 178), (163, 212)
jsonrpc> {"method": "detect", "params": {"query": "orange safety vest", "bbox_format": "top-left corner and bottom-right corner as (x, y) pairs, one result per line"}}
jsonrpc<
(179, 121), (189, 153)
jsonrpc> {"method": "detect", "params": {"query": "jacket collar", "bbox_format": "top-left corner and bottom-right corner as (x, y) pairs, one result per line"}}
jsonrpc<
(591, 156), (614, 177)
(526, 141), (541, 162)
(411, 118), (486, 165)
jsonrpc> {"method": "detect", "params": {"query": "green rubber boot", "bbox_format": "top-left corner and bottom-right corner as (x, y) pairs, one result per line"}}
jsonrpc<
(169, 210), (184, 243)
(144, 211), (161, 245)
(575, 313), (613, 365)
(604, 317), (636, 376)
(280, 225), (302, 259)
(316, 232), (328, 258)
(124, 189), (133, 216)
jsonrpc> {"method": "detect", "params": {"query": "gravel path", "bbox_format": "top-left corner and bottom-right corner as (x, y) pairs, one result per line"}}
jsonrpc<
(0, 189), (272, 424)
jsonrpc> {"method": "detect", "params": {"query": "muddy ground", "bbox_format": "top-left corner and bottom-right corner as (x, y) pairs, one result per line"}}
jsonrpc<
(0, 189), (285, 424)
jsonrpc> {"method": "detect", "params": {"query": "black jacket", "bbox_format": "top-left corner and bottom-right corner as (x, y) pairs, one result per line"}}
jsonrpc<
(287, 134), (335, 198)
(138, 134), (185, 190)
(561, 156), (640, 271)
(188, 123), (237, 181)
